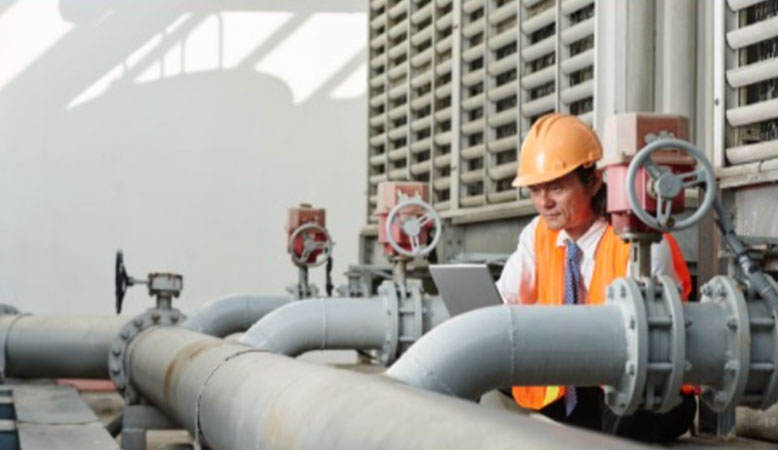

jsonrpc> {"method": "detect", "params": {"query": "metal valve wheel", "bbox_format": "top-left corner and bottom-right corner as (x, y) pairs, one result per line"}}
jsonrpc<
(385, 199), (442, 258)
(626, 138), (717, 231)
(288, 223), (334, 268)
(115, 250), (135, 314)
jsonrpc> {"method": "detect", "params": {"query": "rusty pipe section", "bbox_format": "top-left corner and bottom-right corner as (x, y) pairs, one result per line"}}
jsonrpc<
(182, 294), (290, 337)
(387, 305), (629, 400)
(0, 315), (127, 379)
(127, 326), (647, 450)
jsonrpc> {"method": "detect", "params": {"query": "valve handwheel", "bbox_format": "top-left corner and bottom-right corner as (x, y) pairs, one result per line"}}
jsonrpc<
(626, 138), (717, 231)
(115, 250), (135, 314)
(288, 223), (334, 268)
(385, 199), (442, 258)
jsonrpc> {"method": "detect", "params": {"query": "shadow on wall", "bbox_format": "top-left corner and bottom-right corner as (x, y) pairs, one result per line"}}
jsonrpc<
(0, 0), (367, 314)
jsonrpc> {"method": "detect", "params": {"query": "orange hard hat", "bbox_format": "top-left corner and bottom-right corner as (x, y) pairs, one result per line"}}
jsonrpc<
(512, 113), (603, 187)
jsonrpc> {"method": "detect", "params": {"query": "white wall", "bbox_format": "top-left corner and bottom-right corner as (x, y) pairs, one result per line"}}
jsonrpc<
(0, 0), (367, 314)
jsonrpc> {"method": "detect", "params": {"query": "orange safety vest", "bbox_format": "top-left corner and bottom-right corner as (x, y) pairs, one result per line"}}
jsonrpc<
(512, 218), (692, 410)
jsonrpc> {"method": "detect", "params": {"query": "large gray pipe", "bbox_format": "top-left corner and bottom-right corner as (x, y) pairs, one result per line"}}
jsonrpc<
(182, 294), (290, 337)
(239, 296), (449, 356)
(0, 315), (126, 379)
(240, 297), (389, 354)
(388, 302), (738, 402)
(387, 305), (628, 399)
(127, 326), (647, 450)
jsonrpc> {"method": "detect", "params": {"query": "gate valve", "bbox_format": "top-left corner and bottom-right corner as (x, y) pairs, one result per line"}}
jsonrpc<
(626, 138), (717, 232)
(114, 250), (183, 313)
(288, 222), (334, 268)
(384, 199), (442, 258)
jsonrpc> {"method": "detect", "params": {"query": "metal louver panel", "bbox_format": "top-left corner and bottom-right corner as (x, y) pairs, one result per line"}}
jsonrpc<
(719, 0), (778, 179)
(726, 57), (778, 88)
(367, 0), (598, 221)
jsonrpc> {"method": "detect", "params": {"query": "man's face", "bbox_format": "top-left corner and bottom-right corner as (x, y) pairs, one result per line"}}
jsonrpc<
(528, 171), (600, 237)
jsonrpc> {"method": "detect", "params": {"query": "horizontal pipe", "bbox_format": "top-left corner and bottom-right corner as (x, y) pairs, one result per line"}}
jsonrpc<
(387, 305), (628, 400)
(1, 315), (126, 379)
(239, 298), (389, 355)
(682, 303), (729, 385)
(241, 295), (450, 358)
(182, 294), (290, 337)
(128, 327), (647, 450)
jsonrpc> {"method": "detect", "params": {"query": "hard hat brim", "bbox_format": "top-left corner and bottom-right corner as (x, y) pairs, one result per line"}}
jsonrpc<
(511, 164), (581, 188)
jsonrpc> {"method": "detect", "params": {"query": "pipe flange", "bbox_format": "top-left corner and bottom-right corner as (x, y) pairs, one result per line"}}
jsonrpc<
(758, 276), (778, 409)
(604, 278), (649, 415)
(699, 276), (750, 412)
(741, 298), (778, 410)
(757, 275), (778, 409)
(377, 280), (399, 365)
(396, 280), (425, 356)
(757, 309), (778, 409)
(108, 307), (185, 404)
(641, 276), (686, 413)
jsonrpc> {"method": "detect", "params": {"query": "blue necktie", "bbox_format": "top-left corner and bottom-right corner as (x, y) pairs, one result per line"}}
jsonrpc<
(563, 239), (583, 415)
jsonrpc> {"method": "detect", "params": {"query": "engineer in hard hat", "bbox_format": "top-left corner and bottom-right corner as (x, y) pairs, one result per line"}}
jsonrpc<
(495, 113), (696, 442)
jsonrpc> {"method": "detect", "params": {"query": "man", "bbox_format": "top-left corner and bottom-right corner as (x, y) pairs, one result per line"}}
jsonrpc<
(496, 113), (695, 442)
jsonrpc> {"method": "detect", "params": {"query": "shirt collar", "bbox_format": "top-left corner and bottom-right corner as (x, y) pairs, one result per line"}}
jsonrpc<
(555, 218), (608, 261)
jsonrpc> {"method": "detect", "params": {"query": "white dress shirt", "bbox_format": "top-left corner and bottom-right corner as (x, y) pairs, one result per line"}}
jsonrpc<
(496, 216), (681, 305)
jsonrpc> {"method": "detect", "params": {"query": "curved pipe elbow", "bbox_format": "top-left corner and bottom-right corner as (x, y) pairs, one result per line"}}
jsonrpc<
(182, 294), (291, 337)
(239, 298), (389, 356)
(386, 305), (628, 400)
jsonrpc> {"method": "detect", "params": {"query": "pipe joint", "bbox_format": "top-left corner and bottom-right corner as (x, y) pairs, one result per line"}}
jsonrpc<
(697, 276), (751, 412)
(603, 276), (687, 415)
(375, 279), (427, 364)
(110, 307), (185, 404)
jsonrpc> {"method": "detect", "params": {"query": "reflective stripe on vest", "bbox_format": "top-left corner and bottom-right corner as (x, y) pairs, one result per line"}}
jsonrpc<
(512, 218), (691, 410)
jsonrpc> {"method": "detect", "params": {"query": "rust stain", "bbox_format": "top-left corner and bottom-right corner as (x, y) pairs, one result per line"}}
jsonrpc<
(164, 340), (222, 405)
